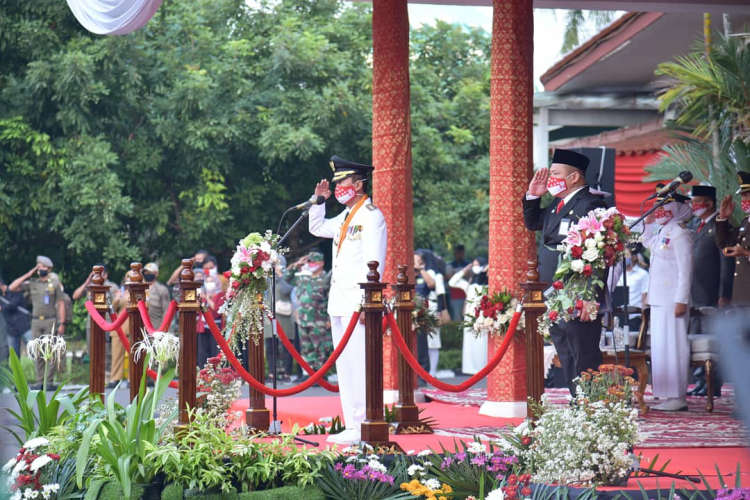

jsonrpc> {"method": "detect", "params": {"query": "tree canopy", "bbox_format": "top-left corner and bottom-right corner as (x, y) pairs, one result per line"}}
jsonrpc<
(0, 0), (491, 284)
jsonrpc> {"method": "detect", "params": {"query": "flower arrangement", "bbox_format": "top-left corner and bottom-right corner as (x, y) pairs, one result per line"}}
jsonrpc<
(508, 380), (640, 487)
(196, 353), (241, 422)
(316, 451), (408, 500)
(3, 437), (61, 500)
(413, 295), (440, 337)
(576, 364), (637, 405)
(539, 207), (632, 335)
(464, 288), (523, 338)
(222, 231), (284, 347)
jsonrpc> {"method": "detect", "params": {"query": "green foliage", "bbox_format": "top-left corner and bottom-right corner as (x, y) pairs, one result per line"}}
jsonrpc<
(1, 348), (88, 444)
(75, 363), (176, 497)
(1, 0), (494, 283)
(561, 10), (616, 54)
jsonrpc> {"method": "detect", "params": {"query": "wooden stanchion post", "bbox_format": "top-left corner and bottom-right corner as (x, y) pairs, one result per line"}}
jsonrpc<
(360, 261), (399, 450)
(177, 259), (199, 425)
(245, 294), (270, 432)
(87, 265), (108, 399)
(125, 262), (148, 401)
(392, 265), (432, 434)
(520, 256), (547, 419)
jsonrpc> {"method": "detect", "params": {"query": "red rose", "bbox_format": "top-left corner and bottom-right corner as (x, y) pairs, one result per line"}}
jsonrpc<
(603, 218), (614, 229)
(520, 436), (532, 446)
(231, 281), (240, 289)
(582, 264), (593, 276)
(47, 453), (60, 461)
(241, 266), (250, 275)
(552, 280), (564, 290)
(615, 241), (624, 252)
(567, 307), (574, 314)
(522, 487), (533, 497)
(548, 310), (558, 321)
(570, 246), (583, 259)
(575, 299), (583, 310)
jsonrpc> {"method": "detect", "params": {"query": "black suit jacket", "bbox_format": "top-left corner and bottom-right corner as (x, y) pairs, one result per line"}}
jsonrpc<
(690, 216), (735, 307)
(522, 188), (608, 283)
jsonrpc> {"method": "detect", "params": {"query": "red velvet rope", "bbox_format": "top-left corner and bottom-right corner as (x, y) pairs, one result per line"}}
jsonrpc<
(203, 309), (360, 397)
(137, 300), (178, 334)
(386, 306), (523, 392)
(272, 318), (339, 392)
(84, 302), (129, 332)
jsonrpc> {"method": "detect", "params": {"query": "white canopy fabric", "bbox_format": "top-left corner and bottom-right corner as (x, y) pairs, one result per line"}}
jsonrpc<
(65, 0), (163, 35)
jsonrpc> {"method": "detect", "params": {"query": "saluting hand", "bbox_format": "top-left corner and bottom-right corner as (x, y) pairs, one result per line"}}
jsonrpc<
(719, 194), (734, 219)
(527, 168), (549, 197)
(315, 179), (331, 200)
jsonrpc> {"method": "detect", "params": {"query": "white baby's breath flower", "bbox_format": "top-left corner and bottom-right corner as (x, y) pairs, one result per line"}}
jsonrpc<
(26, 335), (66, 364)
(3, 457), (17, 472)
(417, 449), (432, 457)
(368, 459), (387, 474)
(407, 464), (425, 477)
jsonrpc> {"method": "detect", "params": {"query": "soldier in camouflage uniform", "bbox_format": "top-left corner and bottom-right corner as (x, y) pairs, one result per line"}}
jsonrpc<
(288, 252), (331, 373)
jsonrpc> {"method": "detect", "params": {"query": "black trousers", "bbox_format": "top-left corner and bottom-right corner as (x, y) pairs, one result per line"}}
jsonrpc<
(550, 318), (603, 396)
(197, 330), (218, 368)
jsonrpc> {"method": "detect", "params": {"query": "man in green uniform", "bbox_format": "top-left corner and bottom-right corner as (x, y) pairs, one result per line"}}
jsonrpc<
(716, 171), (750, 306)
(9, 256), (65, 387)
(143, 262), (172, 329)
(288, 252), (331, 374)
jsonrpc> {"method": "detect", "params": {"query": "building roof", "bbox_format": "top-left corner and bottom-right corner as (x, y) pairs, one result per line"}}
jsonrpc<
(555, 118), (692, 155)
(400, 0), (750, 13)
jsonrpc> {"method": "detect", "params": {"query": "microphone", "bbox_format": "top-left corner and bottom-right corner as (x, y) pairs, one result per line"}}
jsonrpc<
(646, 171), (693, 200)
(291, 195), (326, 210)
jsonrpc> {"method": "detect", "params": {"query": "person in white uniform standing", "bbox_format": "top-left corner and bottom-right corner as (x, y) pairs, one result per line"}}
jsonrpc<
(642, 191), (694, 411)
(308, 155), (387, 444)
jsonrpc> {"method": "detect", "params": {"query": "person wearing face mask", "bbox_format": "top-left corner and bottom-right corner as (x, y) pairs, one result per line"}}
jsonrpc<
(689, 185), (735, 315)
(308, 155), (387, 445)
(642, 191), (694, 411)
(715, 170), (750, 307)
(9, 256), (66, 388)
(448, 257), (489, 375)
(288, 252), (331, 378)
(167, 249), (209, 287)
(522, 149), (607, 396)
(143, 262), (172, 330)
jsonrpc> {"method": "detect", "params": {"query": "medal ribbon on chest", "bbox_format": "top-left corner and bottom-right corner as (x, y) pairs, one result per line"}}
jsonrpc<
(336, 195), (368, 256)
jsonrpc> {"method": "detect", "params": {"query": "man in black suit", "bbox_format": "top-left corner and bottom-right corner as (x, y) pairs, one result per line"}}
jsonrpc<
(688, 185), (734, 396)
(689, 185), (734, 314)
(522, 149), (607, 395)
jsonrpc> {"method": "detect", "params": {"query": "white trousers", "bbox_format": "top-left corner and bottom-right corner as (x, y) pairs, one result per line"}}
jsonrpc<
(331, 315), (366, 431)
(461, 327), (488, 375)
(650, 305), (690, 399)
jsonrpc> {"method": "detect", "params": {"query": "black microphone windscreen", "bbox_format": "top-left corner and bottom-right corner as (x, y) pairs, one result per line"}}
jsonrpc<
(679, 171), (693, 183)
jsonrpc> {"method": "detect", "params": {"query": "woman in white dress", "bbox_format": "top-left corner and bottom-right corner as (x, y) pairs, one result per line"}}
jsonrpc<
(448, 256), (489, 375)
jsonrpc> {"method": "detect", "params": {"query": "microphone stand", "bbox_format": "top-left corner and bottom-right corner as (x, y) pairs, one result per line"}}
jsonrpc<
(264, 206), (318, 446)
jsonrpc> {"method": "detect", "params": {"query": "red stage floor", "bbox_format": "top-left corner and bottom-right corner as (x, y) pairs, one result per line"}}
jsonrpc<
(230, 396), (750, 491)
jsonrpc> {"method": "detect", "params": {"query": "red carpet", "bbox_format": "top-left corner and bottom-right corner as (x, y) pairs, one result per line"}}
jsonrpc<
(422, 386), (749, 448)
(229, 396), (750, 490)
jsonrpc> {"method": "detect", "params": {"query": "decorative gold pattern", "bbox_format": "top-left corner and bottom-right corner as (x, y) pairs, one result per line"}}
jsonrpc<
(372, 291), (382, 303)
(184, 290), (196, 302)
(94, 293), (105, 304)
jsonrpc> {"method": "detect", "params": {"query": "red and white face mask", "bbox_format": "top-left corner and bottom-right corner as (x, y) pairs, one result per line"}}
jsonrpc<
(691, 201), (710, 217)
(742, 199), (750, 214)
(334, 184), (357, 205)
(546, 176), (568, 197)
(653, 206), (673, 225)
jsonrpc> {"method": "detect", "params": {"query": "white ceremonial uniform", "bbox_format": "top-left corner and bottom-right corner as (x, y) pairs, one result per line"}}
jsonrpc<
(448, 272), (487, 375)
(643, 219), (693, 400)
(309, 197), (387, 432)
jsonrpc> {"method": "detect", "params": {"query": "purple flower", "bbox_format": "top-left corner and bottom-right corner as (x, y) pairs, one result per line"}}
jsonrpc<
(455, 452), (467, 461)
(441, 457), (454, 470)
(471, 455), (488, 466)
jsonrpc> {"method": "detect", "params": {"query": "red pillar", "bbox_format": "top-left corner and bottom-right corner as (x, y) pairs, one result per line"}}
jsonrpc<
(482, 0), (534, 418)
(372, 0), (412, 403)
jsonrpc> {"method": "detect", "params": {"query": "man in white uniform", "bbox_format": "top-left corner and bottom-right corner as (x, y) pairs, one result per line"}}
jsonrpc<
(308, 155), (387, 444)
(642, 191), (693, 411)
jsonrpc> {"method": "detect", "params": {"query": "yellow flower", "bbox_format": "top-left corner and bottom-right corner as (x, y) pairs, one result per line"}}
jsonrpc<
(442, 484), (453, 493)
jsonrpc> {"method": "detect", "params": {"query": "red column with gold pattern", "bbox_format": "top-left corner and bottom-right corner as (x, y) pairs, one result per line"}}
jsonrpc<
(372, 0), (412, 399)
(482, 0), (534, 417)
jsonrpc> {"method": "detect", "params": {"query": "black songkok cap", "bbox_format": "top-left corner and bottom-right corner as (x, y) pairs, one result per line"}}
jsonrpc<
(736, 171), (750, 194)
(330, 155), (374, 183)
(551, 149), (589, 173)
(691, 185), (716, 201)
